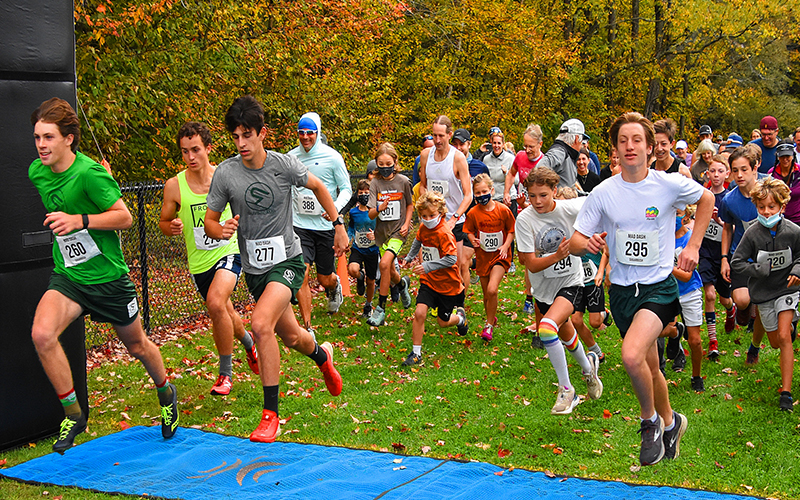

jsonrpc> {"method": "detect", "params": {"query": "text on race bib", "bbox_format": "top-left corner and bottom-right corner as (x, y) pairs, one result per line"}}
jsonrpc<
(757, 249), (792, 272)
(379, 200), (401, 221)
(429, 179), (449, 198)
(297, 193), (321, 216)
(246, 235), (287, 269)
(741, 219), (756, 232)
(355, 230), (375, 249)
(479, 231), (503, 252)
(543, 254), (580, 279)
(193, 226), (227, 251)
(704, 220), (723, 242)
(582, 259), (598, 284)
(421, 245), (440, 263)
(56, 229), (102, 268)
(615, 230), (659, 266)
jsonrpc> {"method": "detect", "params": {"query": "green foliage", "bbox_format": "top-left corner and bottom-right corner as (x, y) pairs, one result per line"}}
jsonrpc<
(75, 0), (800, 179)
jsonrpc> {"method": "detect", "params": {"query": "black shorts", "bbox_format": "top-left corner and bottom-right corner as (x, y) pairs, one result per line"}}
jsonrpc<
(698, 256), (731, 299)
(535, 286), (583, 315)
(729, 268), (748, 292)
(452, 222), (473, 248)
(575, 283), (605, 313)
(609, 277), (681, 338)
(416, 283), (465, 322)
(295, 226), (336, 276)
(191, 254), (242, 301)
(348, 248), (379, 280)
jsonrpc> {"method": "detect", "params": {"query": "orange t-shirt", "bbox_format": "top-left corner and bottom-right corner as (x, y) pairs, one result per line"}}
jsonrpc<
(416, 221), (464, 296)
(463, 203), (515, 277)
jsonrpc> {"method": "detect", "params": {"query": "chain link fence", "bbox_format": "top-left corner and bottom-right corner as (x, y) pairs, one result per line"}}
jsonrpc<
(85, 170), (413, 347)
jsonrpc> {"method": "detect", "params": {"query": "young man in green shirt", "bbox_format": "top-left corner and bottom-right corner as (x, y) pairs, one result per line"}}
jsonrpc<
(159, 122), (259, 396)
(28, 98), (179, 454)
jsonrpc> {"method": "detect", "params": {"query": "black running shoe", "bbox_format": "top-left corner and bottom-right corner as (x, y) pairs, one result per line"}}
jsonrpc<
(362, 302), (373, 319)
(663, 411), (687, 460)
(52, 413), (87, 454)
(638, 416), (665, 466)
(672, 348), (686, 372)
(390, 282), (400, 303)
(402, 352), (422, 366)
(530, 335), (545, 350)
(691, 376), (705, 393)
(666, 323), (684, 360)
(160, 383), (179, 438)
(780, 391), (794, 412)
(356, 269), (365, 297)
(456, 307), (469, 336)
(602, 308), (614, 327)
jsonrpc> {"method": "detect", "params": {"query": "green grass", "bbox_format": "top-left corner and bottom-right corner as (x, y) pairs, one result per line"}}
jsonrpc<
(3, 265), (800, 499)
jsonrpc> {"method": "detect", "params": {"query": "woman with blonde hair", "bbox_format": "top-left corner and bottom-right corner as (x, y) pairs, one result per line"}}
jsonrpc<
(690, 139), (716, 184)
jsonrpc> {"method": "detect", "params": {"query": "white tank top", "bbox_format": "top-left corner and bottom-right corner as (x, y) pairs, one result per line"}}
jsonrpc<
(426, 145), (464, 223)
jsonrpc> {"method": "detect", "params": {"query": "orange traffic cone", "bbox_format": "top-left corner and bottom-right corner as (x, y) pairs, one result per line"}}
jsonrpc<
(337, 255), (352, 296)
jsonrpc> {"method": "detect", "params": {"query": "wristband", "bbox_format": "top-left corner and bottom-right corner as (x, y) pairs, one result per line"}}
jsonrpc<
(82, 214), (89, 230)
(721, 254), (729, 260)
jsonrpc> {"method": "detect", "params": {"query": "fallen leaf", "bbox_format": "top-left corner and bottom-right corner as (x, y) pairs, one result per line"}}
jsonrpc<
(741, 484), (753, 491)
(393, 458), (403, 463)
(0, 459), (6, 466)
(553, 447), (563, 455)
(746, 441), (755, 448)
(715, 461), (725, 469)
(391, 442), (406, 451)
(494, 470), (504, 476)
(602, 409), (612, 419)
(498, 446), (511, 457)
(119, 421), (131, 430)
(544, 470), (556, 478)
(420, 446), (431, 454)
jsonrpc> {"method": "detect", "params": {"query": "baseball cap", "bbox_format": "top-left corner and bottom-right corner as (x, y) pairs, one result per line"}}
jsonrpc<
(453, 128), (471, 143)
(365, 159), (377, 175)
(760, 115), (778, 130)
(726, 133), (743, 147)
(297, 116), (318, 132)
(559, 118), (585, 137)
(699, 125), (712, 136)
(675, 140), (688, 150)
(777, 142), (795, 157)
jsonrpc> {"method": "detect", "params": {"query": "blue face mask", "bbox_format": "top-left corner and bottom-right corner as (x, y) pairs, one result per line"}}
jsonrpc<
(757, 212), (782, 228)
(675, 216), (684, 232)
(475, 193), (492, 205)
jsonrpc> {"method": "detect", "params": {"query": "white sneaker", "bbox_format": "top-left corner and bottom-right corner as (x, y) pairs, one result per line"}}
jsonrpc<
(583, 352), (603, 400)
(327, 275), (343, 313)
(551, 386), (579, 415)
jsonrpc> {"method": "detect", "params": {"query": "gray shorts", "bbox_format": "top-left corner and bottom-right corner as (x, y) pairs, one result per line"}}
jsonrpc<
(757, 293), (800, 332)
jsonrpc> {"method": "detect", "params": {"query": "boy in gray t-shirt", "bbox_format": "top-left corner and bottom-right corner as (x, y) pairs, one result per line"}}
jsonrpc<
(204, 96), (348, 443)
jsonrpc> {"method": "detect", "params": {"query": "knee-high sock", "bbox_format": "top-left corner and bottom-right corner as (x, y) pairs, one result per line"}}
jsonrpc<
(706, 312), (718, 342)
(562, 331), (592, 374)
(539, 318), (572, 390)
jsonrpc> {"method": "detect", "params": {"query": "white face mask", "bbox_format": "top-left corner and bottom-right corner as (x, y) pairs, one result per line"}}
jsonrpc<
(421, 215), (441, 229)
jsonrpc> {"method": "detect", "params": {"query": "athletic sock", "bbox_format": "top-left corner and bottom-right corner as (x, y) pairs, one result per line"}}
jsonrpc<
(220, 354), (233, 378)
(378, 295), (388, 309)
(263, 385), (279, 415)
(59, 389), (82, 418)
(155, 378), (173, 406)
(307, 342), (329, 366)
(240, 332), (255, 351)
(539, 318), (572, 390)
(526, 295), (533, 303)
(640, 412), (658, 424)
(749, 342), (761, 354)
(705, 312), (718, 342)
(589, 343), (603, 357)
(563, 332), (592, 374)
(664, 417), (676, 431)
(456, 313), (465, 326)
(413, 345), (422, 356)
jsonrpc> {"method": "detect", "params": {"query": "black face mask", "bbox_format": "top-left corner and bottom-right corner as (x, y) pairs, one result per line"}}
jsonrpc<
(475, 193), (492, 205)
(378, 166), (394, 178)
(357, 194), (370, 206)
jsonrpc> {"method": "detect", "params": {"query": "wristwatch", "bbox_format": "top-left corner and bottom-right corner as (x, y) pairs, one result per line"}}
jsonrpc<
(332, 215), (344, 227)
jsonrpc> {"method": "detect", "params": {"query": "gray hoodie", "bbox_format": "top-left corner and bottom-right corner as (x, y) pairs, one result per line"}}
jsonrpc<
(730, 217), (800, 304)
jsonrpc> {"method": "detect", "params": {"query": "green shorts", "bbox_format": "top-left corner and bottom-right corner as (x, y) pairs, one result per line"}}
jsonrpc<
(245, 254), (305, 303)
(380, 238), (404, 256)
(48, 273), (140, 326)
(608, 276), (680, 338)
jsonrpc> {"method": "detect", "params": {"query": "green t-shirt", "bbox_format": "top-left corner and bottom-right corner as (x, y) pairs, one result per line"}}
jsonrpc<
(29, 152), (129, 284)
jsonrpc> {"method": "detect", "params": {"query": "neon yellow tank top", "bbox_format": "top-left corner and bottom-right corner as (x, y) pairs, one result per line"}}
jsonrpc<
(176, 170), (238, 274)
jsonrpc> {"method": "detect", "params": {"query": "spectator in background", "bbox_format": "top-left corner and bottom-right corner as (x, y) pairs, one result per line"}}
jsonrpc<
(751, 129), (762, 142)
(505, 142), (516, 155)
(413, 134), (435, 185)
(576, 148), (601, 192)
(690, 139), (716, 184)
(793, 127), (800, 164)
(675, 140), (690, 166)
(750, 115), (780, 174)
(582, 136), (601, 175)
(599, 148), (620, 181)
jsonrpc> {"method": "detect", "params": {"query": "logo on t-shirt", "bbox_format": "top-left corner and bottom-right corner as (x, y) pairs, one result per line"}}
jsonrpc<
(47, 189), (65, 211)
(245, 182), (275, 213)
(190, 203), (208, 227)
(645, 206), (659, 220)
(536, 226), (566, 255)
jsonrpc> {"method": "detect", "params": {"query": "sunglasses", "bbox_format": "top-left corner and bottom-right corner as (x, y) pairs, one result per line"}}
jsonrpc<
(423, 135), (433, 141)
(298, 129), (317, 136)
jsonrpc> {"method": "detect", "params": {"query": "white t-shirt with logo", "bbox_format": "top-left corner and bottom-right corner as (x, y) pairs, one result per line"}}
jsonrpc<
(574, 169), (705, 286)
(516, 198), (585, 304)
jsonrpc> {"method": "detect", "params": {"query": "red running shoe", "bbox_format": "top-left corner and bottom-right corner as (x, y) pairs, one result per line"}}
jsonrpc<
(245, 345), (260, 375)
(724, 304), (736, 333)
(250, 409), (280, 443)
(210, 374), (232, 395)
(318, 341), (342, 396)
(707, 339), (719, 360)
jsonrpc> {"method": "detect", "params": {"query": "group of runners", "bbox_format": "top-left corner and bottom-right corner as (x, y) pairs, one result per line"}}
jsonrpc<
(27, 95), (800, 469)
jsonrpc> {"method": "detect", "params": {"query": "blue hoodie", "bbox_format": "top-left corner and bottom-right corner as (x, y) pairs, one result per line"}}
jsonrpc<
(288, 112), (352, 231)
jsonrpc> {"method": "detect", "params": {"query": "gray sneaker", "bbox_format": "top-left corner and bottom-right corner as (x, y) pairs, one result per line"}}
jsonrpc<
(663, 411), (687, 459)
(551, 386), (579, 415)
(327, 275), (343, 313)
(583, 351), (603, 400)
(399, 276), (412, 309)
(639, 415), (665, 465)
(367, 305), (386, 326)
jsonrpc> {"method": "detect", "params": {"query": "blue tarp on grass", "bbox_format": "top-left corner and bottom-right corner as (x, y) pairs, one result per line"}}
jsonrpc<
(1, 426), (757, 500)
